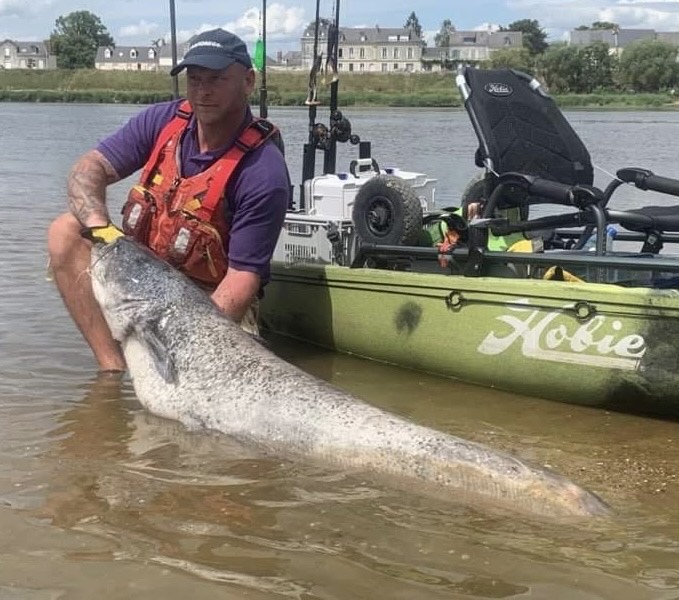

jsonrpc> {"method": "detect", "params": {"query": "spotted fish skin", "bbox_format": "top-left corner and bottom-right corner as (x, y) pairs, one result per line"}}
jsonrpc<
(90, 238), (610, 519)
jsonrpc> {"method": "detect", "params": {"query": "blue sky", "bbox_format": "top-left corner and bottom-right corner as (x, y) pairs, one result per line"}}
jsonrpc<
(4, 0), (679, 53)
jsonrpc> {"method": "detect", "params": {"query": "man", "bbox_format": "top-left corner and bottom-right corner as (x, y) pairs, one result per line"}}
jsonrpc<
(47, 28), (291, 373)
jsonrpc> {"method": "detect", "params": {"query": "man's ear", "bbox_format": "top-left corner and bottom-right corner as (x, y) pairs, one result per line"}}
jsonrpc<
(244, 67), (256, 94)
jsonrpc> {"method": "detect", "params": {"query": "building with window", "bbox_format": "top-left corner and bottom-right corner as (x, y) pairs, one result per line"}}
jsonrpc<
(568, 28), (679, 56)
(301, 23), (425, 73)
(0, 39), (56, 69)
(568, 28), (654, 56)
(421, 30), (523, 71)
(95, 46), (161, 71)
(299, 24), (523, 73)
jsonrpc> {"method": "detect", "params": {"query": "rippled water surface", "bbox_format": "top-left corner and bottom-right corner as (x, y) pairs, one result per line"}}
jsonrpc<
(1, 103), (679, 599)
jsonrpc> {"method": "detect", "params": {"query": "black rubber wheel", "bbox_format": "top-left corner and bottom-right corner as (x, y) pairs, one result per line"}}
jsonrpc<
(460, 172), (529, 221)
(352, 175), (423, 246)
(460, 172), (488, 218)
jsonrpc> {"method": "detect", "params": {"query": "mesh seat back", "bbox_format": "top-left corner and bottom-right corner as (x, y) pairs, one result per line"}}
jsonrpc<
(462, 68), (593, 186)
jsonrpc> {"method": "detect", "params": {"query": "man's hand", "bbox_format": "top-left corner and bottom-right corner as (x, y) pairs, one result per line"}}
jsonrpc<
(81, 223), (125, 244)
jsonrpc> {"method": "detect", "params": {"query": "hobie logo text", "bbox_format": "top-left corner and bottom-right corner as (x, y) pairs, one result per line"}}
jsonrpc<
(477, 301), (646, 370)
(484, 82), (513, 97)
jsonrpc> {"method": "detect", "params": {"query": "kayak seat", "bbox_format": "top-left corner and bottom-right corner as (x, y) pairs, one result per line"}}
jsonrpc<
(459, 67), (593, 187)
(456, 66), (679, 261)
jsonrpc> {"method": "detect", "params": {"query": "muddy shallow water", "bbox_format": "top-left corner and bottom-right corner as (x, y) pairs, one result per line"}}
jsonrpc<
(1, 103), (679, 598)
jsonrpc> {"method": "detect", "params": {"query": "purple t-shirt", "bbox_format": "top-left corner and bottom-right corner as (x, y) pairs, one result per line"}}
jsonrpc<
(97, 99), (290, 284)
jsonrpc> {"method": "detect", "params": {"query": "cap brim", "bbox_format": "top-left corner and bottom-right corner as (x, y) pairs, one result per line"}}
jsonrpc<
(170, 54), (238, 77)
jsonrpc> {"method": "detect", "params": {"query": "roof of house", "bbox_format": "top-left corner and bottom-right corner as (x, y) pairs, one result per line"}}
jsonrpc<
(420, 30), (523, 60)
(95, 46), (159, 63)
(569, 28), (655, 47)
(0, 39), (50, 56)
(448, 30), (522, 48)
(302, 23), (422, 43)
(157, 41), (190, 60)
(340, 27), (422, 44)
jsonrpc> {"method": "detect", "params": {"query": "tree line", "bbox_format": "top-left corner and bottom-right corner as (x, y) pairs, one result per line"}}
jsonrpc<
(490, 37), (679, 94)
(48, 10), (679, 95)
(413, 14), (679, 94)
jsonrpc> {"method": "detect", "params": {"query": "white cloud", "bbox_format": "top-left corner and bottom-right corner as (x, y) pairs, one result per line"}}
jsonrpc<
(0, 0), (52, 18)
(473, 22), (502, 32)
(600, 5), (679, 27)
(174, 23), (229, 44)
(0, 0), (23, 16)
(118, 20), (160, 39)
(506, 0), (679, 33)
(9, 0), (679, 55)
(223, 3), (306, 42)
(175, 27), (198, 43)
(507, 0), (584, 7)
(161, 3), (306, 46)
(224, 7), (260, 41)
(618, 0), (679, 3)
(268, 2), (307, 36)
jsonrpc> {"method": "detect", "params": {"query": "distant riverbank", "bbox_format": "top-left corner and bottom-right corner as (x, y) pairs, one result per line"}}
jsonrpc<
(1, 69), (677, 109)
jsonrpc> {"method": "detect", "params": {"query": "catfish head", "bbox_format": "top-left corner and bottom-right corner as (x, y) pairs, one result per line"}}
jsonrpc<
(89, 238), (210, 383)
(90, 238), (173, 339)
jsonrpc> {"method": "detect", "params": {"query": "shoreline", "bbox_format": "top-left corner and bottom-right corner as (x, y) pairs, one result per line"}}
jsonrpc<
(2, 89), (677, 111)
(1, 69), (677, 110)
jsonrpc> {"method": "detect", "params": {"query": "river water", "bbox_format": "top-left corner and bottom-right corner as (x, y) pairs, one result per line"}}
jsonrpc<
(1, 102), (679, 599)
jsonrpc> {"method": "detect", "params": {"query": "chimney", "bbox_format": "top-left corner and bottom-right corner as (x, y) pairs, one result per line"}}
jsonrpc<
(277, 50), (283, 63)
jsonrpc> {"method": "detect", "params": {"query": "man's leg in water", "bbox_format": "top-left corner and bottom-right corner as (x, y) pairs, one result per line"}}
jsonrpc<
(47, 213), (126, 372)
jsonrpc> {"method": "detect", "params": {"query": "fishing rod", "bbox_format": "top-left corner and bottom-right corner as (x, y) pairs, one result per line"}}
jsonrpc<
(300, 0), (323, 207)
(299, 0), (368, 207)
(322, 0), (340, 175)
(169, 0), (179, 99)
(258, 0), (268, 118)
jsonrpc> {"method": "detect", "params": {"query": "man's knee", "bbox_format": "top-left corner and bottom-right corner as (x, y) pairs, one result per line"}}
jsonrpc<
(47, 213), (86, 265)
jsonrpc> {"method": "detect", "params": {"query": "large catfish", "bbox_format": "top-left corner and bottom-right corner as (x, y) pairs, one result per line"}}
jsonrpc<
(89, 238), (610, 518)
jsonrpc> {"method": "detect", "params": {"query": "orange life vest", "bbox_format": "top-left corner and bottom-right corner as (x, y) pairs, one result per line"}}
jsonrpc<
(121, 100), (277, 287)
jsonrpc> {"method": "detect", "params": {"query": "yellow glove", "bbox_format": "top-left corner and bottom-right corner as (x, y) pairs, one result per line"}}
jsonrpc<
(81, 222), (125, 244)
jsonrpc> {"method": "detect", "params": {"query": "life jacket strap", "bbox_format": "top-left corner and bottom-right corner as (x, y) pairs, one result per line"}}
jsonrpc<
(194, 119), (278, 222)
(139, 100), (192, 185)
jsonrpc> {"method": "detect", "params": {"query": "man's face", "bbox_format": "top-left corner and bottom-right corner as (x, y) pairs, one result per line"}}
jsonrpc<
(186, 64), (255, 125)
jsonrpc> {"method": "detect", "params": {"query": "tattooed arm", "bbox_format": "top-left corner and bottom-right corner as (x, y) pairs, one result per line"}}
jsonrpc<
(67, 149), (122, 228)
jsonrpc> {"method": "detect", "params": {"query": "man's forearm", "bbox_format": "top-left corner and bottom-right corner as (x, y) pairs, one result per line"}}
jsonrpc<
(211, 267), (261, 321)
(67, 150), (121, 227)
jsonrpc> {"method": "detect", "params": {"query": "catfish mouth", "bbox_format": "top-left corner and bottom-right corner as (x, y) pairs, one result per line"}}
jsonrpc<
(89, 239), (124, 290)
(91, 238), (118, 259)
(88, 238), (141, 341)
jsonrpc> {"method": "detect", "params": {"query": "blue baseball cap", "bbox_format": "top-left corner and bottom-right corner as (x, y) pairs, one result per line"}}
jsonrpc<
(171, 28), (252, 76)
